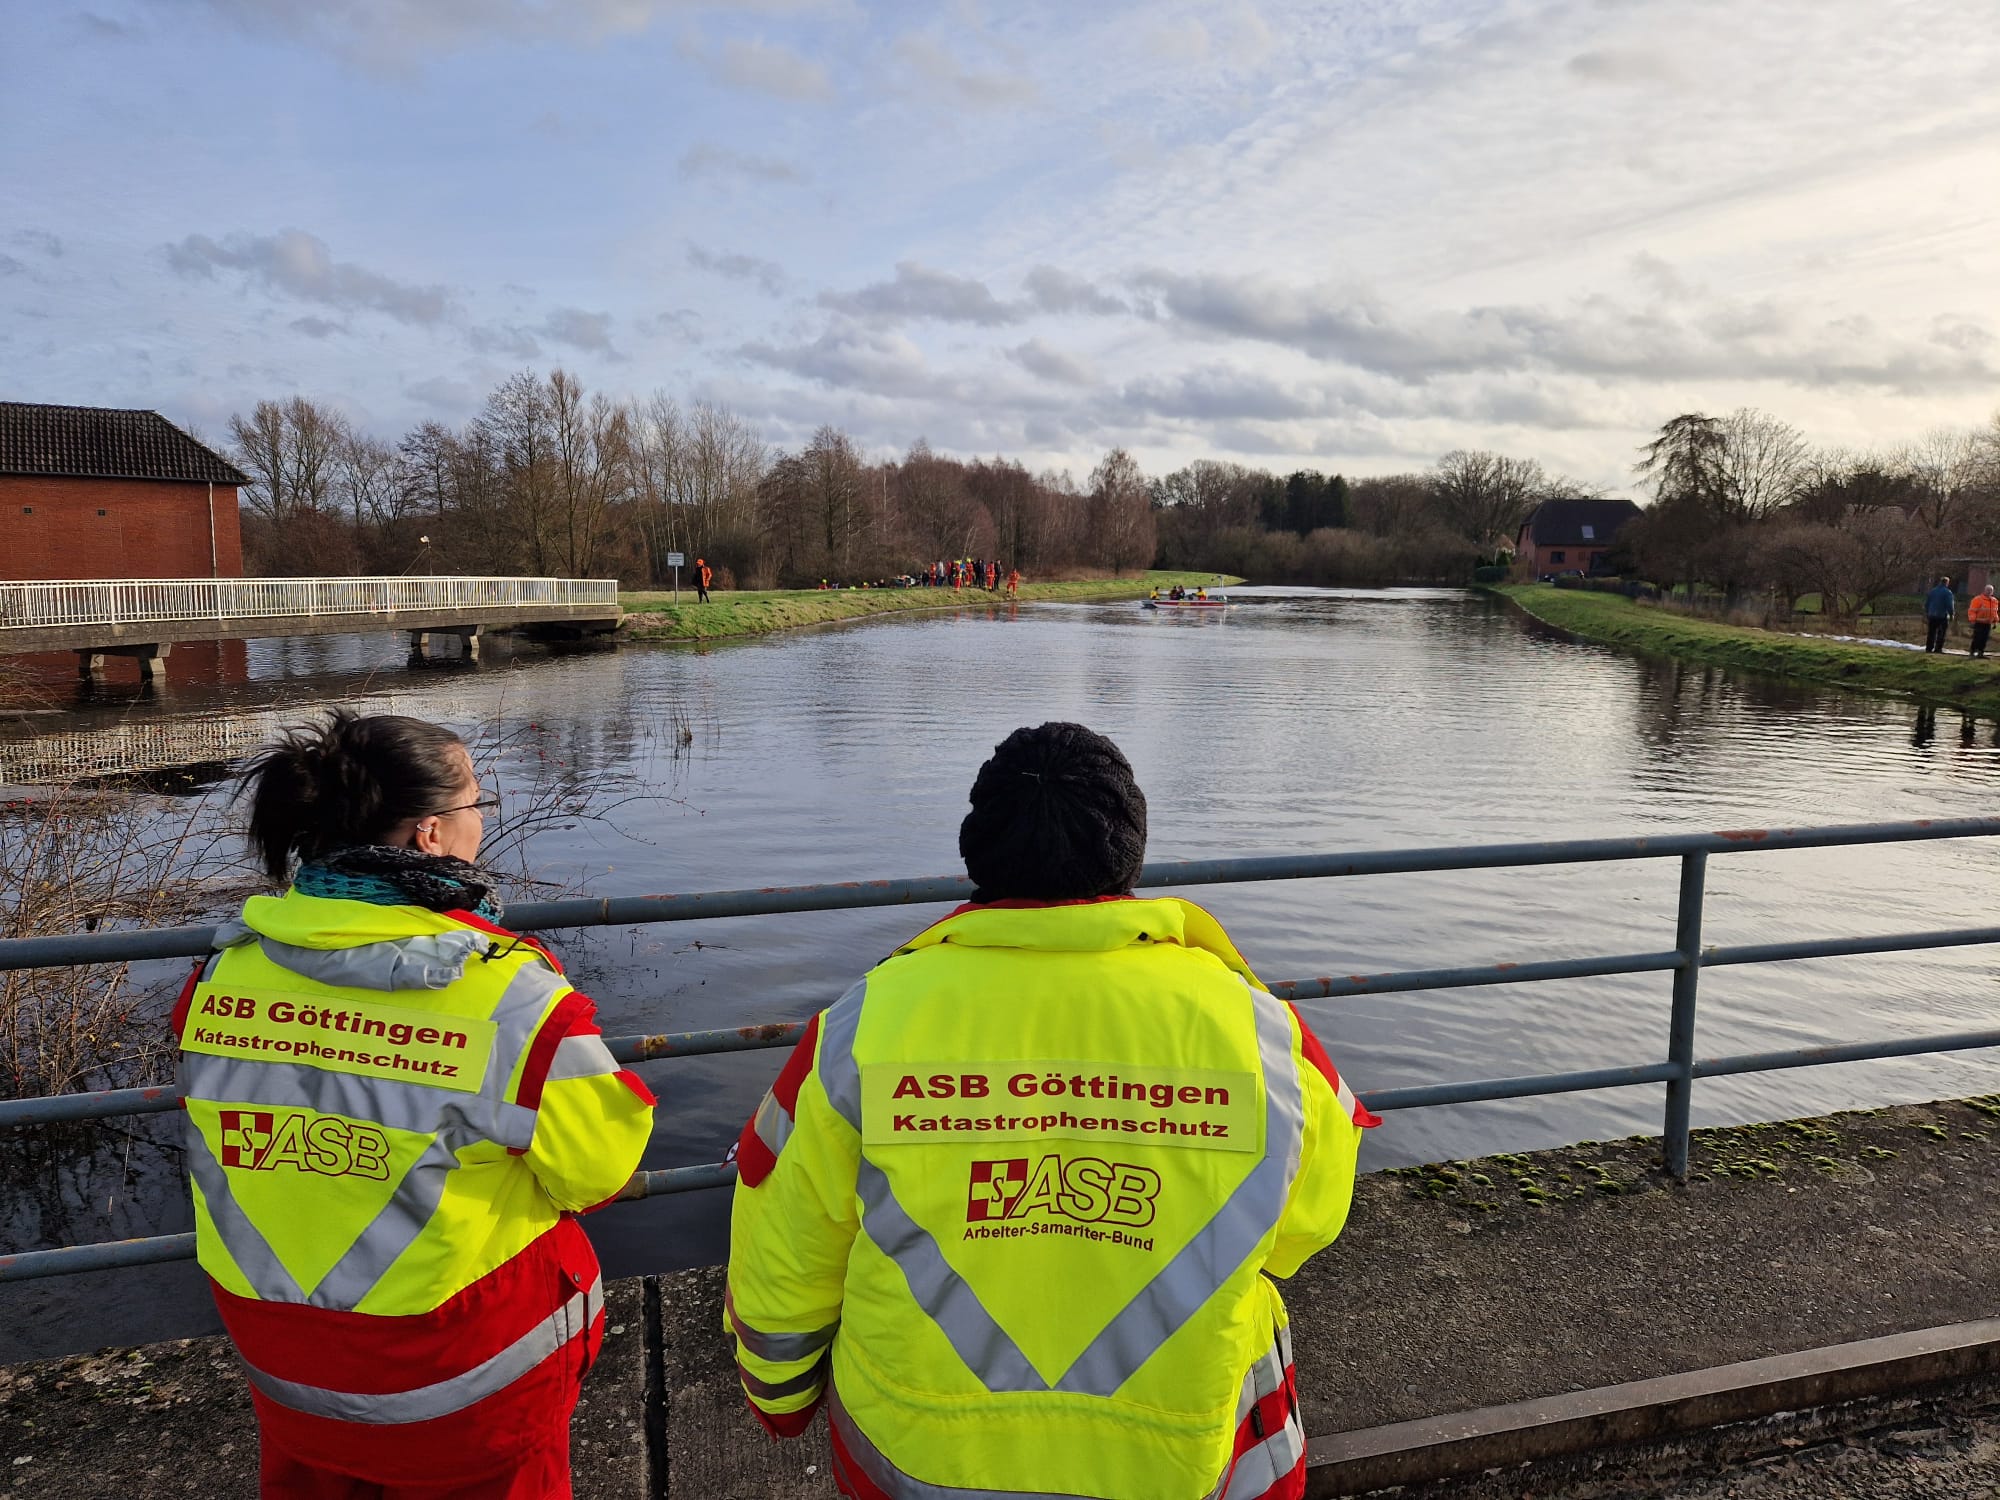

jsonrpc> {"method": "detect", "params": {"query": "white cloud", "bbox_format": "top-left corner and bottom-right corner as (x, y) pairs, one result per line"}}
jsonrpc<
(892, 34), (1036, 108)
(686, 35), (835, 102)
(165, 229), (450, 325)
(688, 244), (788, 295)
(185, 0), (847, 69)
(1007, 338), (1093, 385)
(678, 142), (808, 185)
(820, 262), (1021, 326)
(538, 307), (617, 354)
(1565, 47), (1684, 86)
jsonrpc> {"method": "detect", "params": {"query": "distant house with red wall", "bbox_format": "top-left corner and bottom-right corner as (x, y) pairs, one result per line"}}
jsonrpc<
(1516, 497), (1642, 578)
(0, 402), (247, 580)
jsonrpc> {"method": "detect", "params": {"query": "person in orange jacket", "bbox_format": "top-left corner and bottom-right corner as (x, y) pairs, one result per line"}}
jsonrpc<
(1005, 567), (1020, 599)
(1970, 585), (1999, 658)
(696, 557), (713, 603)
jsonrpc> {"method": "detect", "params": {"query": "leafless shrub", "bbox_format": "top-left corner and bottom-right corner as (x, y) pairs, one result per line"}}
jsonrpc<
(0, 785), (243, 1102)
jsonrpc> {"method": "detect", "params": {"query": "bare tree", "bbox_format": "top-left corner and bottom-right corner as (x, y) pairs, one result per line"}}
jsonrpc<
(1087, 448), (1156, 573)
(893, 442), (986, 565)
(478, 372), (558, 573)
(1427, 451), (1546, 551)
(546, 370), (629, 577)
(806, 426), (867, 573)
(1717, 408), (1808, 521)
(1901, 425), (1985, 533)
(229, 397), (348, 522)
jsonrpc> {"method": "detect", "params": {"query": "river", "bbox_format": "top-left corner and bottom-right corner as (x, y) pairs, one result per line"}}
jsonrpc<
(7, 585), (2000, 1360)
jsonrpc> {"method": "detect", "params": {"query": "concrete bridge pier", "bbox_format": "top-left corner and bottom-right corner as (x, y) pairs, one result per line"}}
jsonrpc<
(75, 642), (170, 683)
(407, 625), (480, 664)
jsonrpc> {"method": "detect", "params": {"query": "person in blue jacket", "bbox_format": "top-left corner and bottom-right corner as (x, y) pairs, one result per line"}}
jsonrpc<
(1925, 576), (1956, 654)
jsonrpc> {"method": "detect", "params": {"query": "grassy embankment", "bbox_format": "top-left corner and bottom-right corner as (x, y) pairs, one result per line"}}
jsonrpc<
(619, 570), (1233, 643)
(1496, 583), (2000, 718)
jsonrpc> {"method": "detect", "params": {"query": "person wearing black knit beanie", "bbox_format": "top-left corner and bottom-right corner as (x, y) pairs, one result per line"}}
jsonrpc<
(959, 721), (1147, 903)
(727, 722), (1377, 1500)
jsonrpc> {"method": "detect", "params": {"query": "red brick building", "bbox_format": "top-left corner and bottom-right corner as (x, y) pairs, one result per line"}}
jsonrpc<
(0, 402), (247, 580)
(1515, 497), (1642, 578)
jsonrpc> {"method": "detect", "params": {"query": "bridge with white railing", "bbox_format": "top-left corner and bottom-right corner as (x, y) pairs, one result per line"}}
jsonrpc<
(0, 576), (621, 678)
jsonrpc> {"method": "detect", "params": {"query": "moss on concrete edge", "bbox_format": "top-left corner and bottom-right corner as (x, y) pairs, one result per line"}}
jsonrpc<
(1379, 1094), (2000, 1220)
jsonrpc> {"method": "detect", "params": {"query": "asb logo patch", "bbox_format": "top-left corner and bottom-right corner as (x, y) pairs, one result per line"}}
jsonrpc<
(219, 1110), (275, 1168)
(216, 1108), (393, 1180)
(965, 1154), (1162, 1232)
(967, 1158), (1029, 1221)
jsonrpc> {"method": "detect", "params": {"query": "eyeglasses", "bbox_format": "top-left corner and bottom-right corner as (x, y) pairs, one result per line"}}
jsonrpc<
(431, 795), (502, 821)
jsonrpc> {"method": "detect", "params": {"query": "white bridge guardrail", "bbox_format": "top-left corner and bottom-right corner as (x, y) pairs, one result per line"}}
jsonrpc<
(0, 577), (620, 631)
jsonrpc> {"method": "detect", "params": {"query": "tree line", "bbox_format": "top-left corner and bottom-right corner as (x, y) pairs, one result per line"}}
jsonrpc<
(225, 372), (1150, 587)
(221, 369), (2000, 600)
(1611, 409), (2000, 617)
(221, 369), (1596, 588)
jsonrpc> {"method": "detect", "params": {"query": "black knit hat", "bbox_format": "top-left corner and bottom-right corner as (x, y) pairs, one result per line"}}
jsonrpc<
(959, 722), (1148, 902)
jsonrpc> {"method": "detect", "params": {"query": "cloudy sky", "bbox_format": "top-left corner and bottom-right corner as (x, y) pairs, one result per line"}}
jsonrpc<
(5, 0), (1998, 492)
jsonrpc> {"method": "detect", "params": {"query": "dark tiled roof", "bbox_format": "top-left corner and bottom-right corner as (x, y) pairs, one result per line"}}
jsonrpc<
(0, 402), (248, 485)
(1519, 497), (1642, 547)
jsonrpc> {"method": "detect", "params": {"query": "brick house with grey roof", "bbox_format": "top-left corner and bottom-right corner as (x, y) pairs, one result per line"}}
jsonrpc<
(1515, 497), (1642, 578)
(0, 402), (247, 580)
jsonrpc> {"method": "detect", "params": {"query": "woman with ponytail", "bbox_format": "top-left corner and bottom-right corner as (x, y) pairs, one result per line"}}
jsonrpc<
(174, 710), (655, 1499)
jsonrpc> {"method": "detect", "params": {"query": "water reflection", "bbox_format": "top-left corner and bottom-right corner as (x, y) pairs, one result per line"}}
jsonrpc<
(10, 590), (2000, 1359)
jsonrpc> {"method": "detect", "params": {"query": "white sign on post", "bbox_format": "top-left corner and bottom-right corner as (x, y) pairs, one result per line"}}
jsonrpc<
(666, 552), (685, 567)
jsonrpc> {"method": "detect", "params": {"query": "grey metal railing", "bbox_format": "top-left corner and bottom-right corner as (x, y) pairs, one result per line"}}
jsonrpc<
(7, 814), (2000, 1285)
(0, 576), (618, 630)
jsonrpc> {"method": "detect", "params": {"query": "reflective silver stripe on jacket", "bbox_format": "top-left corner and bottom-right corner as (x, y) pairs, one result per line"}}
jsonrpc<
(829, 1389), (1079, 1500)
(736, 1354), (828, 1401)
(824, 979), (1307, 1398)
(750, 1088), (794, 1160)
(256, 932), (487, 993)
(244, 1275), (603, 1425)
(725, 1282), (838, 1364)
(185, 1125), (304, 1303)
(1055, 988), (1304, 1396)
(858, 1157), (1045, 1391)
(178, 1052), (536, 1147)
(544, 1031), (619, 1083)
(1206, 1324), (1298, 1497)
(1214, 1390), (1305, 1498)
(816, 979), (867, 1129)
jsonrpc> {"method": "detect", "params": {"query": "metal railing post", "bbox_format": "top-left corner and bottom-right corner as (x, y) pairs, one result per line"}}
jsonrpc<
(1663, 850), (1707, 1178)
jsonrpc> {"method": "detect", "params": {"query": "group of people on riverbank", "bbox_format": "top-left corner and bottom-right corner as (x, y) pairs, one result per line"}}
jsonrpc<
(812, 561), (1022, 596)
(184, 711), (1367, 1499)
(916, 557), (1020, 594)
(1924, 576), (2000, 656)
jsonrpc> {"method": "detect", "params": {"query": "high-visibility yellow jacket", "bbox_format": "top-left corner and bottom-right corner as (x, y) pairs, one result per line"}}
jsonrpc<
(174, 889), (655, 1484)
(726, 897), (1375, 1500)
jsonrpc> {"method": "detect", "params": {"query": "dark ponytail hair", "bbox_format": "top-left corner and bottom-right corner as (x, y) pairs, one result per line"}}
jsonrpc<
(240, 710), (470, 883)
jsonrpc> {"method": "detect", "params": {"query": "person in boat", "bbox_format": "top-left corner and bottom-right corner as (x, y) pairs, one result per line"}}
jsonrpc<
(1195, 588), (1208, 601)
(725, 721), (1376, 1500)
(176, 711), (656, 1498)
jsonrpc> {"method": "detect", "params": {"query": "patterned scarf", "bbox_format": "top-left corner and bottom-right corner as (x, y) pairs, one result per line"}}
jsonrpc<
(294, 845), (504, 921)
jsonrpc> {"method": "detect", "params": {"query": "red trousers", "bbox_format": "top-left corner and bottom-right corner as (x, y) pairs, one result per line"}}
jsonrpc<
(260, 1439), (571, 1499)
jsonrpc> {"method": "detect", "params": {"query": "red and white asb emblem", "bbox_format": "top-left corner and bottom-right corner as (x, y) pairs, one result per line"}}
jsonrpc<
(967, 1158), (1029, 1221)
(218, 1110), (275, 1168)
